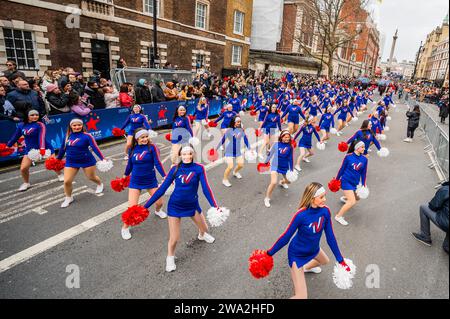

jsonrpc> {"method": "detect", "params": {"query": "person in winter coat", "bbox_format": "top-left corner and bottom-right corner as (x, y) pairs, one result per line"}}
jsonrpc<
(103, 86), (120, 108)
(163, 82), (178, 101)
(151, 79), (166, 103)
(412, 182), (449, 254)
(6, 80), (42, 112)
(439, 100), (448, 124)
(45, 84), (71, 115)
(404, 104), (421, 143)
(118, 83), (134, 107)
(69, 73), (84, 96)
(69, 91), (93, 116)
(134, 79), (152, 105)
(84, 81), (106, 109)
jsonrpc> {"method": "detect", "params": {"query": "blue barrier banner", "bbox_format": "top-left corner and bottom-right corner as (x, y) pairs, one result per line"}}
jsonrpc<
(0, 96), (252, 163)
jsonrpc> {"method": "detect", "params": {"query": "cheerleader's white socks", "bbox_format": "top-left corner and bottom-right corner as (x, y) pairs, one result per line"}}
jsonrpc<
(166, 256), (176, 272)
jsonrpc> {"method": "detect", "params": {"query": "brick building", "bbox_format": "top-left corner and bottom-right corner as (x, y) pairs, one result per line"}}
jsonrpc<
(0, 0), (252, 79)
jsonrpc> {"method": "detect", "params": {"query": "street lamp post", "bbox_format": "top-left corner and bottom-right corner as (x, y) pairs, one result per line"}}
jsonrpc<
(151, 0), (159, 68)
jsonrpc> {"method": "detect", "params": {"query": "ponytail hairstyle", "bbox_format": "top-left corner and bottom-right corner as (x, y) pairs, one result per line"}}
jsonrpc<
(347, 139), (362, 154)
(360, 119), (370, 139)
(298, 182), (324, 210)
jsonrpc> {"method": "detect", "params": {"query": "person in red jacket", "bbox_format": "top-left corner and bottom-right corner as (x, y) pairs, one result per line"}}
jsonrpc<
(119, 83), (134, 107)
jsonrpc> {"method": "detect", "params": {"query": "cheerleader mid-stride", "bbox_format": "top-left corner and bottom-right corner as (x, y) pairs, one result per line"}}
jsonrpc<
(120, 104), (151, 160)
(293, 116), (323, 172)
(170, 105), (193, 164)
(121, 128), (167, 240)
(6, 109), (62, 191)
(143, 145), (224, 272)
(318, 106), (336, 143)
(57, 118), (108, 208)
(193, 97), (212, 139)
(258, 104), (282, 160)
(265, 182), (350, 299)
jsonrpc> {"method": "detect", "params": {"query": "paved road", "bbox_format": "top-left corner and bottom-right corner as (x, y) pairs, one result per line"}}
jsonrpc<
(0, 98), (448, 299)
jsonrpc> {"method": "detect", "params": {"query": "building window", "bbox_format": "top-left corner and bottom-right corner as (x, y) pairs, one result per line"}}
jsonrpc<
(3, 28), (38, 70)
(196, 54), (205, 69)
(232, 45), (242, 65)
(234, 10), (244, 35)
(195, 2), (208, 29)
(143, 0), (160, 16)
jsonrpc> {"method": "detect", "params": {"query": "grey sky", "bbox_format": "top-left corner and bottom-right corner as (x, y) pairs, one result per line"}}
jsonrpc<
(375, 0), (449, 62)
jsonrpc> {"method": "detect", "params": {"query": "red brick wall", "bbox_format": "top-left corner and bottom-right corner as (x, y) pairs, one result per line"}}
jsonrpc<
(277, 3), (297, 53)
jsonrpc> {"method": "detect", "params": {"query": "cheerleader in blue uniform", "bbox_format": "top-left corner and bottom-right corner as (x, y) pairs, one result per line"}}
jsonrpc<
(7, 109), (62, 191)
(369, 111), (384, 135)
(217, 116), (251, 187)
(334, 140), (368, 226)
(170, 105), (193, 164)
(266, 182), (349, 299)
(228, 92), (242, 114)
(120, 104), (151, 160)
(304, 95), (322, 122)
(57, 118), (106, 208)
(347, 120), (382, 155)
(255, 100), (269, 128)
(277, 94), (291, 114)
(318, 106), (335, 143)
(281, 100), (306, 135)
(263, 130), (294, 208)
(334, 100), (354, 136)
(121, 128), (167, 240)
(193, 97), (212, 139)
(144, 145), (221, 272)
(214, 103), (238, 135)
(258, 104), (282, 160)
(293, 117), (323, 172)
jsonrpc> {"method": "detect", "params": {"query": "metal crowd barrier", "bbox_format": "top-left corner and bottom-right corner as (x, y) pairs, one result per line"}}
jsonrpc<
(413, 100), (449, 183)
(110, 68), (195, 89)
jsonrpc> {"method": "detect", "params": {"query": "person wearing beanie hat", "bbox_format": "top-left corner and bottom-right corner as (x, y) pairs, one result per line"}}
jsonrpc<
(6, 109), (62, 191)
(45, 83), (71, 115)
(134, 78), (152, 104)
(151, 79), (166, 103)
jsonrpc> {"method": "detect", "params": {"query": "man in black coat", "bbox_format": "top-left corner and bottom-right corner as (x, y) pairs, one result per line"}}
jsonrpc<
(412, 182), (449, 254)
(151, 80), (166, 103)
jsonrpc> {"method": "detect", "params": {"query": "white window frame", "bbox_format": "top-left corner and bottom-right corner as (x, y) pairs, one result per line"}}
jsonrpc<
(196, 54), (205, 68)
(143, 0), (161, 17)
(195, 1), (209, 30)
(231, 45), (242, 66)
(3, 28), (39, 71)
(233, 10), (244, 35)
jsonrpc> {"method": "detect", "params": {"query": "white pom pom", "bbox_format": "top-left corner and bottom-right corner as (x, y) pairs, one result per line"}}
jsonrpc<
(286, 170), (298, 183)
(206, 207), (230, 227)
(386, 116), (392, 121)
(244, 150), (257, 161)
(377, 147), (390, 157)
(148, 130), (158, 138)
(356, 184), (370, 199)
(357, 111), (363, 116)
(330, 128), (338, 135)
(27, 149), (40, 162)
(333, 258), (357, 290)
(384, 126), (390, 132)
(316, 142), (326, 151)
(165, 183), (175, 196)
(392, 104), (397, 108)
(239, 111), (245, 117)
(96, 159), (113, 172)
(189, 137), (200, 146)
(352, 117), (359, 122)
(376, 134), (386, 141)
(43, 149), (52, 159)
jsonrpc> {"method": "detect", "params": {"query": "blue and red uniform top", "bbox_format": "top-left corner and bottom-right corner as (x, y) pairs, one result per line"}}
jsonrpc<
(267, 206), (344, 268)
(334, 105), (354, 121)
(57, 132), (105, 167)
(319, 112), (335, 130)
(194, 103), (209, 121)
(7, 121), (49, 153)
(294, 124), (321, 148)
(281, 104), (306, 123)
(217, 128), (250, 158)
(370, 116), (383, 134)
(228, 98), (242, 113)
(265, 142), (294, 173)
(171, 116), (193, 143)
(336, 152), (368, 187)
(255, 104), (269, 122)
(347, 129), (381, 155)
(121, 113), (151, 136)
(215, 110), (238, 129)
(261, 112), (282, 131)
(304, 102), (322, 117)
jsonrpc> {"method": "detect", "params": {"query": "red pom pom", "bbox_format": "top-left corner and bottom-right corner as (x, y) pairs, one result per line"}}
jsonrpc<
(122, 175), (131, 188)
(315, 125), (321, 132)
(250, 110), (257, 117)
(274, 99), (279, 104)
(208, 121), (218, 128)
(121, 205), (150, 226)
(44, 157), (65, 171)
(207, 148), (219, 162)
(248, 250), (274, 279)
(110, 177), (126, 192)
(368, 114), (372, 118)
(18, 137), (25, 144)
(255, 128), (262, 137)
(0, 143), (7, 150)
(257, 162), (271, 173)
(249, 105), (255, 111)
(165, 133), (172, 141)
(328, 178), (341, 192)
(188, 115), (196, 122)
(0, 144), (14, 157)
(112, 128), (125, 137)
(291, 140), (297, 148)
(338, 142), (349, 152)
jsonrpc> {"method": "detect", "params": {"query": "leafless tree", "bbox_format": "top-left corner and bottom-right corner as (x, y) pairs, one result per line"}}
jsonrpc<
(293, 0), (369, 78)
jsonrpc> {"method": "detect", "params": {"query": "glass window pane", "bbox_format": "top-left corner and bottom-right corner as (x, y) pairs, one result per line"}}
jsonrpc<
(14, 39), (24, 48)
(27, 59), (36, 68)
(13, 30), (22, 38)
(6, 49), (15, 59)
(16, 50), (25, 58)
(3, 28), (12, 37)
(5, 38), (14, 48)
(25, 40), (34, 50)
(23, 31), (32, 40)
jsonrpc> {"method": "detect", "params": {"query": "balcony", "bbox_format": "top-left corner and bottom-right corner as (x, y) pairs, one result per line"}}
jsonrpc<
(81, 0), (114, 17)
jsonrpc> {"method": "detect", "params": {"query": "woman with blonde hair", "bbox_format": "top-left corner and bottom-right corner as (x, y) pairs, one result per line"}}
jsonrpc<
(265, 182), (350, 299)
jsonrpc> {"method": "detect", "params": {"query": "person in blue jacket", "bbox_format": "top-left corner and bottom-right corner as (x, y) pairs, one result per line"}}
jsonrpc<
(214, 103), (238, 135)
(193, 97), (212, 139)
(171, 105), (193, 164)
(263, 130), (295, 208)
(266, 182), (350, 299)
(347, 120), (381, 155)
(277, 94), (291, 114)
(143, 145), (221, 272)
(255, 100), (269, 127)
(334, 99), (354, 136)
(57, 118), (106, 208)
(281, 100), (306, 135)
(258, 104), (282, 160)
(228, 92), (242, 114)
(318, 106), (335, 143)
(217, 116), (251, 188)
(304, 95), (322, 122)
(293, 116), (323, 172)
(7, 109), (62, 191)
(334, 140), (368, 226)
(120, 104), (151, 160)
(369, 110), (383, 135)
(383, 92), (395, 110)
(121, 128), (167, 240)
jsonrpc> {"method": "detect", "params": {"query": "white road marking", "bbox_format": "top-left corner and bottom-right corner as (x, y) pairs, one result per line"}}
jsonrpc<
(0, 178), (60, 200)
(0, 139), (263, 273)
(0, 168), (48, 183)
(0, 186), (88, 223)
(0, 184), (65, 210)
